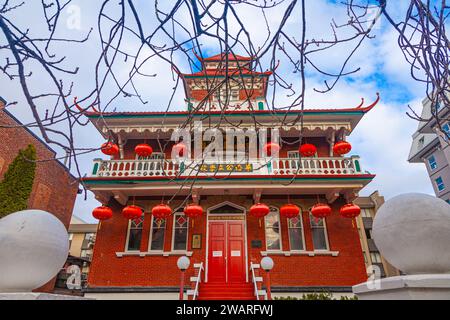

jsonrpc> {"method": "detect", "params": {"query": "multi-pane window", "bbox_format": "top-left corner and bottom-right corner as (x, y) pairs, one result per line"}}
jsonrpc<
(309, 213), (328, 250)
(442, 123), (450, 140)
(436, 177), (445, 192)
(126, 215), (144, 251)
(172, 213), (189, 251)
(287, 151), (300, 169)
(149, 216), (166, 251)
(428, 155), (437, 171)
(264, 207), (282, 251)
(136, 152), (164, 161)
(361, 208), (373, 218)
(288, 215), (304, 251)
(370, 252), (382, 263)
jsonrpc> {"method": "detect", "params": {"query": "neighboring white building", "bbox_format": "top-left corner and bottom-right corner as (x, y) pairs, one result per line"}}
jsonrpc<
(409, 97), (450, 203)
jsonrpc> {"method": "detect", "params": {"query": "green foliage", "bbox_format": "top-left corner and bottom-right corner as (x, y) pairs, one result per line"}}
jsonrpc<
(0, 144), (37, 218)
(274, 291), (358, 300)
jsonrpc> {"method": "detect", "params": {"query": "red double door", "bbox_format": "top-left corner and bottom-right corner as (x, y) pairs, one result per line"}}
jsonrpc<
(208, 220), (246, 283)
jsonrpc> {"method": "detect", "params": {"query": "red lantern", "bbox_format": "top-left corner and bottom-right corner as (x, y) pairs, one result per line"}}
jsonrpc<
(299, 144), (317, 157)
(152, 204), (172, 219)
(263, 142), (280, 157)
(92, 206), (113, 220)
(173, 143), (187, 157)
(333, 141), (352, 156)
(135, 143), (153, 157)
(340, 203), (361, 218)
(183, 204), (203, 218)
(122, 205), (142, 220)
(101, 142), (119, 156)
(280, 203), (301, 219)
(311, 203), (332, 219)
(249, 203), (270, 218)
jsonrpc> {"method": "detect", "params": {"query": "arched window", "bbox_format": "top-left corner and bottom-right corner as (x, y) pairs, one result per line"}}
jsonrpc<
(264, 207), (282, 251)
(172, 208), (189, 251)
(309, 213), (329, 250)
(149, 216), (166, 251)
(287, 214), (305, 251)
(125, 211), (144, 252)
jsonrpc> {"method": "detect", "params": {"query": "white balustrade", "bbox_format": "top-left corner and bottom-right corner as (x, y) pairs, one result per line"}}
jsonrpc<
(91, 156), (363, 178)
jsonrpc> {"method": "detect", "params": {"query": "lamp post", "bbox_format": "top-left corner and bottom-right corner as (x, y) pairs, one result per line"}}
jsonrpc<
(177, 256), (190, 300)
(261, 257), (274, 300)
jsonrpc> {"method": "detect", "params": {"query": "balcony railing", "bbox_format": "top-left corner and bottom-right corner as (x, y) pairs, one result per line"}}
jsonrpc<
(91, 156), (364, 178)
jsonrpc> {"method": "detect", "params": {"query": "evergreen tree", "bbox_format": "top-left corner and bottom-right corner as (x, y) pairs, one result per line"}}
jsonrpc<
(0, 144), (37, 218)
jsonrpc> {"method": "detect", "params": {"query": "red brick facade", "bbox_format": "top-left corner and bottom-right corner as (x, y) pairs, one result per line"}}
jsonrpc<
(88, 195), (367, 289)
(0, 106), (79, 292)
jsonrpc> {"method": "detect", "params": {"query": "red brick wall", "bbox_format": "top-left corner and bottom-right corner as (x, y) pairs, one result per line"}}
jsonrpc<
(88, 197), (367, 288)
(0, 109), (79, 292)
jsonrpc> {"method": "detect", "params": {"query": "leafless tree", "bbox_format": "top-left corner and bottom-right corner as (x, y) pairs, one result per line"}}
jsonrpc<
(0, 0), (447, 201)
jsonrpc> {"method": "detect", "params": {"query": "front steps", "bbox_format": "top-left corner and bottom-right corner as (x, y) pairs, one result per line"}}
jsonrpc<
(196, 282), (256, 300)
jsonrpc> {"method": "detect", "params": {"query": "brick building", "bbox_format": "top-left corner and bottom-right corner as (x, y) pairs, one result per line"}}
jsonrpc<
(0, 96), (79, 292)
(82, 54), (379, 300)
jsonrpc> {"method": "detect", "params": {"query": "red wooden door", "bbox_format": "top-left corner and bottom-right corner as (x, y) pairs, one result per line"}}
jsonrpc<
(208, 222), (226, 282)
(208, 220), (246, 283)
(227, 221), (246, 283)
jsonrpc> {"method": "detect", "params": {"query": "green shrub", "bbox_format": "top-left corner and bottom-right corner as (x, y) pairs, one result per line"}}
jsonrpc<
(0, 144), (37, 218)
(274, 291), (358, 300)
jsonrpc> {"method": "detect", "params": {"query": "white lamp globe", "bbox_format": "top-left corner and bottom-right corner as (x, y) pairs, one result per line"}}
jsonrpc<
(177, 256), (190, 271)
(0, 210), (69, 292)
(261, 257), (274, 271)
(373, 193), (450, 275)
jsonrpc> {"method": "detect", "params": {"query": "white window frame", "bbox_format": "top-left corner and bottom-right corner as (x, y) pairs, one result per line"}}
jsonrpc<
(309, 213), (330, 251)
(361, 208), (373, 218)
(171, 211), (189, 252)
(428, 155), (438, 171)
(148, 215), (166, 252)
(287, 214), (306, 251)
(436, 176), (446, 192)
(125, 214), (145, 252)
(264, 207), (283, 251)
(370, 252), (382, 264)
(442, 123), (450, 140)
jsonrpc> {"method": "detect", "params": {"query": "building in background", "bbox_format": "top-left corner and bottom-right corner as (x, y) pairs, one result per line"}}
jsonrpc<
(0, 96), (80, 292)
(409, 97), (450, 203)
(55, 216), (98, 294)
(81, 53), (380, 300)
(354, 191), (400, 278)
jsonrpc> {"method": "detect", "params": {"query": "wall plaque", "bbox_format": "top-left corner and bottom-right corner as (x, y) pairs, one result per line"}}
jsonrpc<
(251, 240), (262, 248)
(192, 234), (202, 249)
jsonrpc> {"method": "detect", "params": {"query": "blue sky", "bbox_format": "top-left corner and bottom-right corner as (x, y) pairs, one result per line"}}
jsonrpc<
(0, 1), (434, 223)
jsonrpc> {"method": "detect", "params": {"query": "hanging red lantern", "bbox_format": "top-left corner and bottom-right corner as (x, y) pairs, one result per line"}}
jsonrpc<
(183, 204), (203, 218)
(152, 204), (172, 219)
(263, 142), (280, 157)
(333, 141), (352, 156)
(249, 203), (270, 218)
(340, 203), (361, 219)
(92, 206), (113, 220)
(101, 142), (119, 156)
(135, 143), (153, 157)
(172, 142), (187, 157)
(280, 203), (301, 219)
(299, 144), (317, 157)
(311, 203), (332, 219)
(122, 205), (143, 220)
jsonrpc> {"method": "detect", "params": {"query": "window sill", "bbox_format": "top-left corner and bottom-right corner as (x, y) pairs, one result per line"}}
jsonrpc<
(260, 250), (339, 257)
(116, 251), (193, 258)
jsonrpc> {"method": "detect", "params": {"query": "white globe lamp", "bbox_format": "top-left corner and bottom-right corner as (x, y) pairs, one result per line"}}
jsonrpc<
(0, 210), (69, 292)
(177, 256), (190, 271)
(261, 257), (274, 271)
(372, 193), (450, 275)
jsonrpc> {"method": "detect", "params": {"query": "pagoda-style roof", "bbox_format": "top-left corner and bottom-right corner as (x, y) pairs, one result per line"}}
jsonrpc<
(200, 53), (253, 62)
(83, 93), (379, 118)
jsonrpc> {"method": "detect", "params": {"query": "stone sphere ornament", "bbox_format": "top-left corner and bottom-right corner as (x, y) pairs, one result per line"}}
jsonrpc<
(0, 210), (69, 292)
(373, 193), (450, 275)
